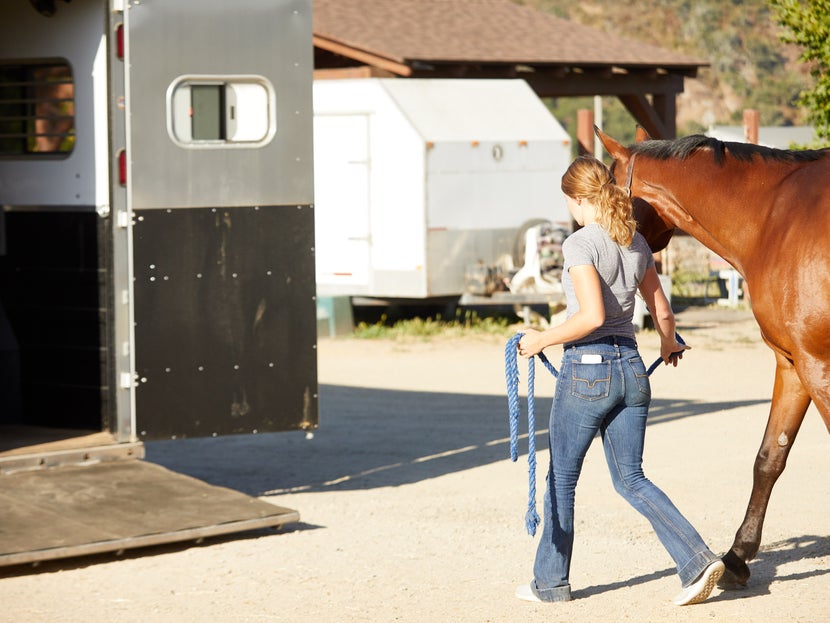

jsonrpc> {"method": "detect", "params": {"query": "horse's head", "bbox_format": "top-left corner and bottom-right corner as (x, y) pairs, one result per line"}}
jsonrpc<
(595, 127), (676, 253)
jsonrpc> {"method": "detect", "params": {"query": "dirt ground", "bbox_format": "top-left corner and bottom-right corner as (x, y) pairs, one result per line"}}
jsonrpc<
(1, 306), (829, 623)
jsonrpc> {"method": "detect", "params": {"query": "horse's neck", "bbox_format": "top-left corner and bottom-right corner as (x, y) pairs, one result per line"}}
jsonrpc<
(650, 161), (760, 276)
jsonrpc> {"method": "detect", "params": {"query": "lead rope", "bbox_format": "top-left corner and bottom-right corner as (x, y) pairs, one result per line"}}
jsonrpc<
(505, 333), (557, 536)
(505, 331), (685, 537)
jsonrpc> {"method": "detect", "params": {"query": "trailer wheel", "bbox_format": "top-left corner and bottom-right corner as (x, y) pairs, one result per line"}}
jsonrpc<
(512, 218), (551, 268)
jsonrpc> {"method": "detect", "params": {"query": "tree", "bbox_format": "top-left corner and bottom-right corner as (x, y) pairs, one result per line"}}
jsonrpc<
(769, 0), (830, 143)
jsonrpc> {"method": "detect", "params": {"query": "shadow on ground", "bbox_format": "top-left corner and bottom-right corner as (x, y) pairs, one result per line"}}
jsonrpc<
(145, 384), (769, 497)
(575, 534), (830, 601)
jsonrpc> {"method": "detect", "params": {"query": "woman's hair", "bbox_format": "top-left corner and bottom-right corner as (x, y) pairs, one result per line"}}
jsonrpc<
(561, 156), (637, 246)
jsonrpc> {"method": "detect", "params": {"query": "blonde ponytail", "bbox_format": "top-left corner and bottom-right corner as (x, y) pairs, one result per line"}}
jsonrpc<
(596, 181), (637, 246)
(561, 156), (637, 246)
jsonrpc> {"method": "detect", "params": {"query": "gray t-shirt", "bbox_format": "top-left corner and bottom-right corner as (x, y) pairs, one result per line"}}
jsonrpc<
(561, 223), (654, 343)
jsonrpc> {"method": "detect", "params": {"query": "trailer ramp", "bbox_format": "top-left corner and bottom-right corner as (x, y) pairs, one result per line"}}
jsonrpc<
(0, 460), (298, 567)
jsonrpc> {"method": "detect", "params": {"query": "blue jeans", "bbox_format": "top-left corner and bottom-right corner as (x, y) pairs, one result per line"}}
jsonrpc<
(531, 337), (718, 602)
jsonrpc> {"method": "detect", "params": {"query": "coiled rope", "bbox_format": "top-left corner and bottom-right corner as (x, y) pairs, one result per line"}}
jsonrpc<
(505, 332), (685, 537)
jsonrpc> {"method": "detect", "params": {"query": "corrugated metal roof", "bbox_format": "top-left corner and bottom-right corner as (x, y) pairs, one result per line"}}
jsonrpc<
(313, 0), (705, 70)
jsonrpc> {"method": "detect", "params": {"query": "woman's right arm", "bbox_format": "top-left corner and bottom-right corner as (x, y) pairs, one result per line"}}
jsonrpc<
(518, 264), (605, 358)
(637, 266), (689, 366)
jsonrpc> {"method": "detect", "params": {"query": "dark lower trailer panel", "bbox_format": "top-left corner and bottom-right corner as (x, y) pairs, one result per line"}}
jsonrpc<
(132, 204), (318, 440)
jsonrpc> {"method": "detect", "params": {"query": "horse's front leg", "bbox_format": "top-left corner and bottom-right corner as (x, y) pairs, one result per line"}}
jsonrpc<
(719, 352), (811, 589)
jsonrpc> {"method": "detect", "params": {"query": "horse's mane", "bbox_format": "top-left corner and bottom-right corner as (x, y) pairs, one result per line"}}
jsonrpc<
(630, 134), (827, 165)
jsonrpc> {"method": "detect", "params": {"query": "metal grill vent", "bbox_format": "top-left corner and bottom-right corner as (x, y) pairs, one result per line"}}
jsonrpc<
(0, 60), (75, 156)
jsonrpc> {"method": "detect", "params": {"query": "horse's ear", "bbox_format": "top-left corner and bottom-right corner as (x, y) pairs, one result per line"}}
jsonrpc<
(635, 126), (652, 142)
(594, 126), (628, 160)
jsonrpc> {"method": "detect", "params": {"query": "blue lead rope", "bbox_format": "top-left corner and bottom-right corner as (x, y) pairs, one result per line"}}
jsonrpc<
(505, 333), (558, 536)
(505, 331), (685, 537)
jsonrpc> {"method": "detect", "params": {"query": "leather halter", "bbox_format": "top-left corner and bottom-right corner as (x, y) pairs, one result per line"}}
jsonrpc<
(623, 153), (636, 196)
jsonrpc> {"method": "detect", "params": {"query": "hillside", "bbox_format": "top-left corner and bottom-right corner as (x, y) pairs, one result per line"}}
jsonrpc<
(515, 0), (812, 137)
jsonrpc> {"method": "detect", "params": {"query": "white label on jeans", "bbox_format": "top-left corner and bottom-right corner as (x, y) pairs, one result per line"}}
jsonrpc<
(581, 354), (603, 364)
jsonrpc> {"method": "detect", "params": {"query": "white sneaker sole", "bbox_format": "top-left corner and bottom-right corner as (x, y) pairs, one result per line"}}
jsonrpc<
(673, 560), (725, 606)
(515, 584), (542, 602)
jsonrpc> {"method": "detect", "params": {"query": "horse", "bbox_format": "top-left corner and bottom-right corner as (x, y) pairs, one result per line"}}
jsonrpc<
(595, 126), (830, 589)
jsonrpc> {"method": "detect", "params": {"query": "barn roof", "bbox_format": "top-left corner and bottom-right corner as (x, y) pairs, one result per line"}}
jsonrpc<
(312, 0), (708, 139)
(313, 0), (704, 73)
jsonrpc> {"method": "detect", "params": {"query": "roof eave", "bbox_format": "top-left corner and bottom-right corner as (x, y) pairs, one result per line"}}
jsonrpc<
(313, 35), (412, 76)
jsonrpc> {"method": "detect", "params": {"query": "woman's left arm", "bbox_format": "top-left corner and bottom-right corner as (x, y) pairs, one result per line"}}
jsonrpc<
(518, 264), (605, 358)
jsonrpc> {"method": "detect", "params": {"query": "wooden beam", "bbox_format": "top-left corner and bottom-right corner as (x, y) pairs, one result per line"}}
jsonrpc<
(313, 36), (412, 77)
(651, 93), (677, 138)
(525, 71), (684, 98)
(618, 93), (674, 139)
(409, 64), (519, 79)
(314, 66), (396, 80)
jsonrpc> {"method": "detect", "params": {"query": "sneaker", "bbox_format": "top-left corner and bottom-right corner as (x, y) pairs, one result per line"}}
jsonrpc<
(515, 584), (542, 602)
(673, 560), (725, 606)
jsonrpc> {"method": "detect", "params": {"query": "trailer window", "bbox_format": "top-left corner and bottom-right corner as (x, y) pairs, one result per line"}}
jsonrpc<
(191, 85), (225, 141)
(0, 60), (75, 156)
(168, 76), (276, 148)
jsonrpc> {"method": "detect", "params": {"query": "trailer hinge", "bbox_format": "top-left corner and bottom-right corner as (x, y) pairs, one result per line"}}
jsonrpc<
(116, 210), (131, 228)
(112, 0), (125, 13)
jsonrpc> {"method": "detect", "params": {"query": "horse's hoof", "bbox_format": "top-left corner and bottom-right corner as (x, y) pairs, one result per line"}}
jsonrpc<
(718, 551), (749, 590)
(717, 567), (748, 590)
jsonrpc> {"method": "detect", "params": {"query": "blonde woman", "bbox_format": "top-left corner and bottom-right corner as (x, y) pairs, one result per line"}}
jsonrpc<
(516, 156), (724, 606)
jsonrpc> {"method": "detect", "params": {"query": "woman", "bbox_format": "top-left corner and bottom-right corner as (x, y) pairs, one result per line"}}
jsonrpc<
(515, 156), (724, 606)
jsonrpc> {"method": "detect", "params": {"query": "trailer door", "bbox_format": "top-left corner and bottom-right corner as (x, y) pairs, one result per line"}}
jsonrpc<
(119, 0), (317, 440)
(313, 114), (372, 293)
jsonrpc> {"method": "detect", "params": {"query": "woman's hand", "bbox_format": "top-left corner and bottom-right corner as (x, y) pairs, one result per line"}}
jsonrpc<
(661, 337), (691, 367)
(518, 329), (545, 359)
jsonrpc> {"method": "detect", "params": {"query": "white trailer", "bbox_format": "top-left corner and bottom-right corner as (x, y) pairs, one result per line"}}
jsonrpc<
(313, 78), (572, 303)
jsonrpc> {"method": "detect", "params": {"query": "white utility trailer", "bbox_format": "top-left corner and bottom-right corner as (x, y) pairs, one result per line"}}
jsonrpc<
(313, 78), (572, 306)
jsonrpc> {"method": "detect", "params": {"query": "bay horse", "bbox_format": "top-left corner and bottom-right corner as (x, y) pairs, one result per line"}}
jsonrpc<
(596, 126), (830, 589)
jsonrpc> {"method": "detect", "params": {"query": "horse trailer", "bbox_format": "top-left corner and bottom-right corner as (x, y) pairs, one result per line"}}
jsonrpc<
(0, 0), (316, 566)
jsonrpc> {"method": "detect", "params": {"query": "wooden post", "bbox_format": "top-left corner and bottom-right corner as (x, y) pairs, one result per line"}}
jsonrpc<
(743, 109), (760, 144)
(577, 109), (594, 156)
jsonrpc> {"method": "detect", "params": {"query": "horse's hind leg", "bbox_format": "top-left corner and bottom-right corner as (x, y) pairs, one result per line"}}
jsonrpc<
(720, 353), (811, 589)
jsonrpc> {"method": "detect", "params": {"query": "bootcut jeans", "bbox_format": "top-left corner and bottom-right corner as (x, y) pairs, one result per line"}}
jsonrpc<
(530, 336), (719, 602)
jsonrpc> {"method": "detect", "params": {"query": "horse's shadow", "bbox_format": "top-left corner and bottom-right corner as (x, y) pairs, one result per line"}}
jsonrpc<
(575, 534), (830, 600)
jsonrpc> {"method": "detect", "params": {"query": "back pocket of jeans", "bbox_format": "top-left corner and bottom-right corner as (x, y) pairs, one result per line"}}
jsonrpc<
(626, 356), (651, 396)
(570, 362), (611, 401)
